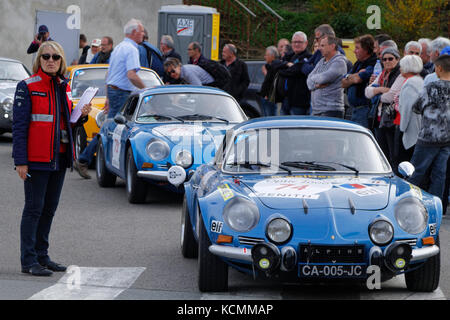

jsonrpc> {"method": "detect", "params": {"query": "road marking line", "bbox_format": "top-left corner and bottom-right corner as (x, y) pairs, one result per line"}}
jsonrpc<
(28, 267), (146, 300)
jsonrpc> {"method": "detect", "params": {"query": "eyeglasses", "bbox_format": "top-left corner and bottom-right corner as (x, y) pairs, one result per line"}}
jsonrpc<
(382, 57), (395, 62)
(292, 41), (305, 44)
(408, 51), (420, 56)
(167, 69), (177, 74)
(41, 54), (61, 61)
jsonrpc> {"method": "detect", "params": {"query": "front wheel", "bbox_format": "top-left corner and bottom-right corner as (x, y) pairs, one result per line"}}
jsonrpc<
(405, 237), (440, 292)
(126, 147), (147, 204)
(198, 214), (228, 292)
(96, 139), (116, 187)
(181, 196), (198, 258)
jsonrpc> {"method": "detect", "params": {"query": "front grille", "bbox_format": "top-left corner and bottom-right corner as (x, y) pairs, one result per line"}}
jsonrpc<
(396, 239), (417, 247)
(299, 244), (365, 263)
(239, 236), (265, 246)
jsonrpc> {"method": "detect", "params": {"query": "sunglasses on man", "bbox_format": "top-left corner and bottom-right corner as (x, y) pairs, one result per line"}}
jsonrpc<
(382, 57), (395, 62)
(41, 54), (61, 61)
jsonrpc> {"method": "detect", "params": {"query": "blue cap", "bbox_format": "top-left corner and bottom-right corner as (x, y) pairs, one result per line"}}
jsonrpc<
(440, 46), (450, 56)
(38, 25), (49, 33)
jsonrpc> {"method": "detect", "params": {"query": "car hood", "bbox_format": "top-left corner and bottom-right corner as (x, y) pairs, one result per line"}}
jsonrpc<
(0, 80), (19, 99)
(152, 123), (233, 146)
(240, 175), (392, 211)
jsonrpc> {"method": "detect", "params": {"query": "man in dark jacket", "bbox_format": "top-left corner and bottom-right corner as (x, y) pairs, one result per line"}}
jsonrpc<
(188, 42), (208, 66)
(341, 34), (378, 127)
(27, 25), (53, 55)
(220, 44), (250, 102)
(259, 46), (286, 116)
(277, 31), (312, 115)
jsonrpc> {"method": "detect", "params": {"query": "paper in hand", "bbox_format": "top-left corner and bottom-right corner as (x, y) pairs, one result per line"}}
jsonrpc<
(70, 87), (99, 123)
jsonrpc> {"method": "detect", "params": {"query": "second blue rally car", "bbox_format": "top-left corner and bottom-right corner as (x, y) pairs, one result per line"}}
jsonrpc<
(178, 116), (443, 292)
(96, 85), (247, 203)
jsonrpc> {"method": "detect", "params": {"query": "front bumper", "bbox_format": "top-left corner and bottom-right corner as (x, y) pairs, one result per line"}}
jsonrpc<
(137, 170), (169, 182)
(209, 243), (440, 275)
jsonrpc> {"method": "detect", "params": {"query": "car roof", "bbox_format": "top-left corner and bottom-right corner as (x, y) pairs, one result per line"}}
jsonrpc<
(0, 57), (23, 64)
(232, 116), (371, 134)
(132, 85), (233, 97)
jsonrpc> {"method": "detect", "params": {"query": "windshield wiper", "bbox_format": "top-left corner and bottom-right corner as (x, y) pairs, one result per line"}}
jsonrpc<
(282, 161), (359, 174)
(138, 113), (184, 122)
(281, 161), (336, 171)
(179, 114), (229, 124)
(230, 161), (292, 174)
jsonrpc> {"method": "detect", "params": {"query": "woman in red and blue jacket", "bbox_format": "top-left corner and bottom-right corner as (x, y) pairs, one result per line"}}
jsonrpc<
(12, 41), (91, 276)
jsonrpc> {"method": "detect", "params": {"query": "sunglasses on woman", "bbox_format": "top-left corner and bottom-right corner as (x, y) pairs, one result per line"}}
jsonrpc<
(382, 57), (395, 62)
(41, 54), (62, 61)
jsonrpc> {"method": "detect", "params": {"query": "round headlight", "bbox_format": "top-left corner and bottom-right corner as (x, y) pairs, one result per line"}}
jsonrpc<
(175, 150), (193, 169)
(223, 197), (260, 232)
(2, 97), (13, 112)
(95, 110), (106, 128)
(146, 139), (170, 161)
(369, 220), (394, 246)
(395, 197), (428, 234)
(267, 218), (292, 244)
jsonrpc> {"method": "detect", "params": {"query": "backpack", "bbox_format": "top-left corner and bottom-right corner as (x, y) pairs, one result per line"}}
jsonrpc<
(197, 59), (231, 90)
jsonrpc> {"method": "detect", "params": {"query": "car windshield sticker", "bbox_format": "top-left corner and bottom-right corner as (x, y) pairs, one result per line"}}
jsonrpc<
(112, 125), (126, 169)
(251, 178), (333, 199)
(153, 125), (204, 138)
(218, 184), (234, 201)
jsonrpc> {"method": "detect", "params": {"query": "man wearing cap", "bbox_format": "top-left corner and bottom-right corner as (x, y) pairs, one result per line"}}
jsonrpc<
(27, 25), (52, 54)
(85, 39), (101, 64)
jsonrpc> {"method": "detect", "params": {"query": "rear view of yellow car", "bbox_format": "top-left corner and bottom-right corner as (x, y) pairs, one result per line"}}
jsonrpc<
(66, 64), (163, 159)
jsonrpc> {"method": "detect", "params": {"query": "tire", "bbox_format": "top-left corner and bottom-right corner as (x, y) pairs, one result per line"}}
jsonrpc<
(405, 237), (440, 292)
(96, 139), (116, 187)
(74, 126), (87, 160)
(181, 196), (198, 258)
(126, 147), (147, 204)
(198, 214), (228, 292)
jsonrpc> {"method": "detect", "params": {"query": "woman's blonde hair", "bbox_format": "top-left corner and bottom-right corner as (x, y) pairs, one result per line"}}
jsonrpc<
(32, 41), (67, 75)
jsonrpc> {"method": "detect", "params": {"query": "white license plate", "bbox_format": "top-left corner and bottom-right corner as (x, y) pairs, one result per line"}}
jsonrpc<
(299, 264), (366, 278)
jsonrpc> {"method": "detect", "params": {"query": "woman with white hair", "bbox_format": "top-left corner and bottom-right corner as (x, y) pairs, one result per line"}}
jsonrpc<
(396, 55), (424, 165)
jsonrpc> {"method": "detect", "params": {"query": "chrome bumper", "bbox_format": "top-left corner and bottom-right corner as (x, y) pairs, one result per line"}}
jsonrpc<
(209, 244), (440, 264)
(137, 170), (168, 181)
(209, 245), (253, 262)
(410, 245), (440, 262)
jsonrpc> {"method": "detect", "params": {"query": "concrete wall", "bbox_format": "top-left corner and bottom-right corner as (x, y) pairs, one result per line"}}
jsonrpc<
(0, 0), (182, 69)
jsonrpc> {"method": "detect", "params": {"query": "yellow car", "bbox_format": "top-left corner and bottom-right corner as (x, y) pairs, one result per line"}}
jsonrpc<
(66, 64), (163, 159)
(341, 39), (357, 64)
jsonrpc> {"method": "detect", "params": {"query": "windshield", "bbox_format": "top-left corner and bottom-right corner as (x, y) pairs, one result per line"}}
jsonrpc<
(136, 93), (246, 123)
(0, 60), (30, 81)
(223, 128), (391, 174)
(71, 68), (162, 99)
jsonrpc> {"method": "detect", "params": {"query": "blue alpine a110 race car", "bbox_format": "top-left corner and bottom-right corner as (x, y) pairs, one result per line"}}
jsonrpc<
(178, 117), (442, 292)
(96, 85), (247, 203)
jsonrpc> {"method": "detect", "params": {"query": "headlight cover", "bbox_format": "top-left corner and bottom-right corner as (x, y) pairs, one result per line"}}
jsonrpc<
(267, 218), (292, 244)
(146, 139), (170, 161)
(175, 150), (193, 168)
(395, 197), (428, 234)
(369, 219), (394, 246)
(223, 197), (260, 232)
(2, 97), (13, 112)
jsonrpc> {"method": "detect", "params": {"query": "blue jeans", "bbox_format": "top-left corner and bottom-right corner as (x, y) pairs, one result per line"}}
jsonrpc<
(260, 97), (276, 117)
(280, 98), (308, 115)
(78, 87), (130, 165)
(409, 144), (450, 201)
(21, 157), (67, 268)
(351, 105), (369, 128)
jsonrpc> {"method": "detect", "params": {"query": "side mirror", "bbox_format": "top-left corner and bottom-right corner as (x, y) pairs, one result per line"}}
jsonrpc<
(398, 161), (415, 178)
(114, 114), (127, 125)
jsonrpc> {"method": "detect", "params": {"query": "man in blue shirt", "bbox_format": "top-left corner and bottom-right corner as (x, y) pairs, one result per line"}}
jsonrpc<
(341, 34), (378, 128)
(76, 19), (146, 179)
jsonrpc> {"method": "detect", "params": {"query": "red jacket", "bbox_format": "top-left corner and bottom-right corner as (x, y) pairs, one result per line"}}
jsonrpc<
(13, 68), (78, 170)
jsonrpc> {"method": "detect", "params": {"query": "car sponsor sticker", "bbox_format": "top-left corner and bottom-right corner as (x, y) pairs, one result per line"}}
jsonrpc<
(338, 183), (383, 197)
(251, 178), (333, 199)
(218, 184), (234, 201)
(111, 125), (126, 169)
(409, 183), (423, 200)
(211, 220), (223, 233)
(429, 223), (437, 236)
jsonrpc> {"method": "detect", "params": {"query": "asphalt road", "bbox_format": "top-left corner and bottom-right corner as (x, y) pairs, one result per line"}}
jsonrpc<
(1, 133), (449, 302)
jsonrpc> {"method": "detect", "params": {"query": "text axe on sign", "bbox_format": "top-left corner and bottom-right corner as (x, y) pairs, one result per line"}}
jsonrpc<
(177, 18), (194, 36)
